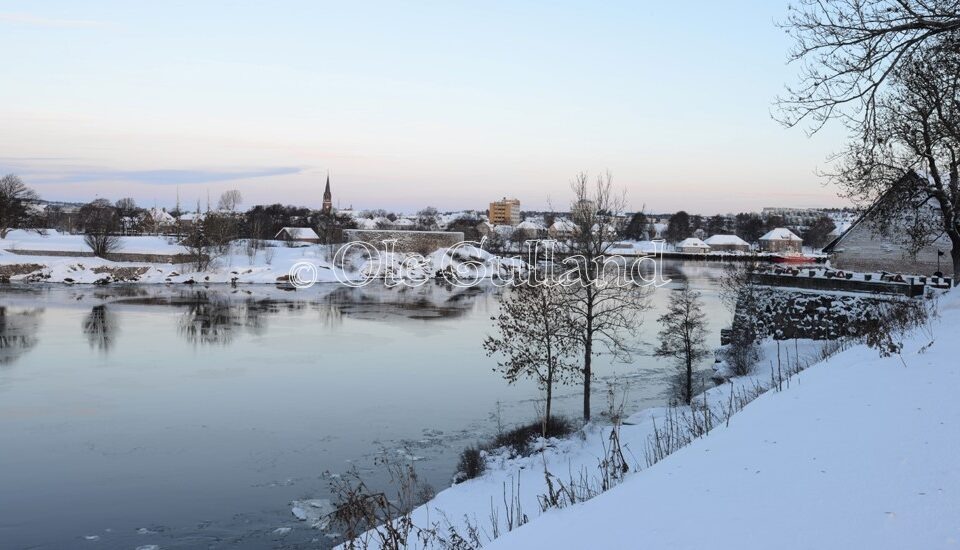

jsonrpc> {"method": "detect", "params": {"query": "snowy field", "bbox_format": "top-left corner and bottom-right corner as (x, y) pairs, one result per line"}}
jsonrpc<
(339, 290), (959, 550)
(0, 230), (183, 254)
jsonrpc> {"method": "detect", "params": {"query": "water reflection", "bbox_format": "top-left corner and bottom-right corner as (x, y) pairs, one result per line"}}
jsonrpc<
(177, 295), (270, 346)
(0, 280), (505, 367)
(163, 283), (491, 345)
(83, 305), (118, 351)
(318, 282), (491, 321)
(0, 306), (43, 365)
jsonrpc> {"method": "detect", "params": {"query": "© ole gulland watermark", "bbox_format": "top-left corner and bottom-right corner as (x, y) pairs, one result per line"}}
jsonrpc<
(288, 238), (671, 290)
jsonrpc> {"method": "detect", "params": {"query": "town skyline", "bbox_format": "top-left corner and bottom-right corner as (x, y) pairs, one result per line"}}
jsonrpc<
(1, 0), (850, 214)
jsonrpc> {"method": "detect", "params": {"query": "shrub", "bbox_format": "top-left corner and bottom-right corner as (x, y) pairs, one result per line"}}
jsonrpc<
(491, 416), (575, 457)
(721, 323), (759, 376)
(454, 416), (577, 484)
(453, 446), (486, 484)
(861, 298), (933, 358)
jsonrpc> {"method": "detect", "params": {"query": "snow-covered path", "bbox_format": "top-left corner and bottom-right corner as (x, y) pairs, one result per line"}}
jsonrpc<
(491, 294), (960, 549)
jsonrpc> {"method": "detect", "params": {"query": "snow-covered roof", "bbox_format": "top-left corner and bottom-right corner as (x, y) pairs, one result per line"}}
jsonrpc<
(678, 237), (709, 248)
(550, 219), (577, 231)
(516, 220), (543, 230)
(704, 234), (749, 246)
(759, 228), (802, 241)
(142, 207), (176, 224)
(275, 227), (320, 240)
(392, 218), (415, 227)
(180, 212), (205, 222)
(590, 223), (618, 233)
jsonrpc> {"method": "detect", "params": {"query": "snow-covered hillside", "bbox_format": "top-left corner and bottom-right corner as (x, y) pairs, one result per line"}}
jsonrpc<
(337, 290), (957, 550)
(490, 292), (958, 549)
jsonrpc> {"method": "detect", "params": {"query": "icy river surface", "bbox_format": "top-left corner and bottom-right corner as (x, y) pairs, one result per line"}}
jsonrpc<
(0, 261), (729, 549)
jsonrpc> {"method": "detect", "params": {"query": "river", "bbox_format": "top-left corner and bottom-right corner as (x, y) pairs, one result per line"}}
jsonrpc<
(0, 261), (729, 549)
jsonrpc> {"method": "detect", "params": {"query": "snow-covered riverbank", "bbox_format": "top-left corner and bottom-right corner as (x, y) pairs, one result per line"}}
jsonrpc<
(490, 293), (957, 549)
(0, 230), (519, 285)
(337, 290), (957, 550)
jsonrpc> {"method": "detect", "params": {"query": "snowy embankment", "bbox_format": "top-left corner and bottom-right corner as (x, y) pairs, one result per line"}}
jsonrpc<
(0, 231), (521, 284)
(339, 291), (957, 550)
(490, 293), (958, 549)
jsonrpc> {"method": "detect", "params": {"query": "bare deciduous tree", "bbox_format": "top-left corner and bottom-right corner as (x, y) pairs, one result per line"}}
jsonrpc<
(778, 0), (960, 133)
(203, 212), (238, 255)
(655, 282), (709, 405)
(115, 197), (139, 218)
(718, 264), (762, 376)
(217, 189), (243, 212)
(483, 280), (581, 432)
(0, 174), (40, 239)
(181, 217), (215, 271)
(79, 199), (122, 257)
(563, 172), (650, 422)
(831, 46), (960, 274)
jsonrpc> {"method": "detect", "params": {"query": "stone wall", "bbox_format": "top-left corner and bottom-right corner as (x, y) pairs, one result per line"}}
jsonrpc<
(342, 229), (465, 255)
(737, 287), (913, 341)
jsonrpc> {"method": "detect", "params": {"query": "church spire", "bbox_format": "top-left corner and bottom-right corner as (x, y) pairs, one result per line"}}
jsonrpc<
(322, 172), (333, 214)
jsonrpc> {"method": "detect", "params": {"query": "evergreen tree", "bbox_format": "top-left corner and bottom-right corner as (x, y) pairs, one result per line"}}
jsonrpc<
(621, 211), (649, 240)
(664, 211), (691, 243)
(804, 216), (837, 249)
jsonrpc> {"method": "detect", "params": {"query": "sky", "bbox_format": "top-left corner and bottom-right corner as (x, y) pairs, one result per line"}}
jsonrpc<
(0, 1), (851, 215)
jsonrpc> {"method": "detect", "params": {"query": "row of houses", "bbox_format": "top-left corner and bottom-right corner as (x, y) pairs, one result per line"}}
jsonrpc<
(675, 228), (804, 254)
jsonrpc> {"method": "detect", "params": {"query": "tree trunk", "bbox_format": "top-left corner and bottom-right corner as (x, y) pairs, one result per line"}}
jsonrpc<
(949, 230), (960, 281)
(582, 339), (591, 422)
(686, 355), (692, 406)
(545, 365), (553, 437)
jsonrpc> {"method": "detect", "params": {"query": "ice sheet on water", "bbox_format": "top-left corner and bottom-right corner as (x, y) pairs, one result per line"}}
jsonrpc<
(291, 498), (335, 530)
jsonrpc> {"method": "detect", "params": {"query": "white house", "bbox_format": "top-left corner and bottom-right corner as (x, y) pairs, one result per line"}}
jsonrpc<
(759, 228), (803, 253)
(704, 234), (751, 252)
(514, 220), (545, 241)
(275, 227), (321, 244)
(677, 237), (711, 253)
(475, 221), (495, 239)
(548, 219), (577, 239)
(140, 207), (177, 234)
